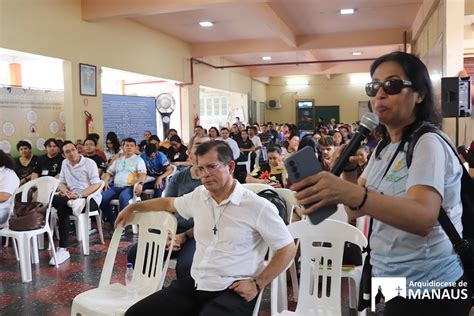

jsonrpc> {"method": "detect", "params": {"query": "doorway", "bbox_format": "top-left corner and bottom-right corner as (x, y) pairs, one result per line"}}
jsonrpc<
(314, 106), (340, 126)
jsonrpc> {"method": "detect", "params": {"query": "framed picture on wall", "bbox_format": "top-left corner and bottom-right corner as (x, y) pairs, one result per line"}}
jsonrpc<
(79, 63), (97, 96)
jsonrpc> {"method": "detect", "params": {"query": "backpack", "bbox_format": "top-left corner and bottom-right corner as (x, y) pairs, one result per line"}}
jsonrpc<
(406, 122), (474, 294)
(257, 189), (289, 225)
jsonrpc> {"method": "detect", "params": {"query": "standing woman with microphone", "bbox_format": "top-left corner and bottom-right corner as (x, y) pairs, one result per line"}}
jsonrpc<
(292, 51), (470, 315)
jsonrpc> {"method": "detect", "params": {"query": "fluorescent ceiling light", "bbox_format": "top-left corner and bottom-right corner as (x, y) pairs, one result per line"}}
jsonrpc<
(262, 56), (272, 61)
(199, 21), (214, 27)
(349, 73), (371, 84)
(340, 8), (355, 15)
(287, 79), (309, 86)
(352, 51), (362, 56)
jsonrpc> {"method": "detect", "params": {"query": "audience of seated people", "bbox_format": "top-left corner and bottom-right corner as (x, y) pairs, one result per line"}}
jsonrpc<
(100, 137), (146, 228)
(355, 144), (370, 178)
(246, 145), (287, 188)
(86, 133), (107, 162)
(140, 144), (174, 198)
(208, 126), (220, 140)
(14, 140), (38, 185)
(318, 135), (335, 171)
(138, 130), (152, 152)
(31, 138), (64, 180)
(237, 129), (257, 170)
(167, 135), (190, 170)
(104, 131), (122, 166)
(0, 150), (20, 226)
(50, 141), (102, 265)
(82, 137), (107, 176)
(281, 133), (300, 160)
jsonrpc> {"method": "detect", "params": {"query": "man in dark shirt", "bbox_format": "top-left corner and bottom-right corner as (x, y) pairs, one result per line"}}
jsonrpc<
(267, 122), (280, 145)
(138, 130), (152, 152)
(83, 137), (106, 176)
(31, 138), (64, 179)
(258, 124), (272, 147)
(230, 124), (242, 143)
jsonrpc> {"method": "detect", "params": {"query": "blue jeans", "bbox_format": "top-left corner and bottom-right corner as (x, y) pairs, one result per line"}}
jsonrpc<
(100, 186), (134, 225)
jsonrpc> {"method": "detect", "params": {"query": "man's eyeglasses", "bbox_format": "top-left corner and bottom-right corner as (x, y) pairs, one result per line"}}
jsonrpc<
(63, 148), (77, 155)
(197, 163), (227, 175)
(365, 79), (413, 97)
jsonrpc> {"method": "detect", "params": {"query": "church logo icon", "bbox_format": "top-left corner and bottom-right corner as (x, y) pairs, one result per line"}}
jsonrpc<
(371, 277), (406, 311)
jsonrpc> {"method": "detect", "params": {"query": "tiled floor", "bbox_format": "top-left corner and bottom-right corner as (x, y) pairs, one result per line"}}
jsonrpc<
(0, 226), (313, 315)
(4, 224), (451, 316)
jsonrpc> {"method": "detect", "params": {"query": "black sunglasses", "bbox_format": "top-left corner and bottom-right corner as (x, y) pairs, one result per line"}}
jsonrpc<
(365, 79), (413, 97)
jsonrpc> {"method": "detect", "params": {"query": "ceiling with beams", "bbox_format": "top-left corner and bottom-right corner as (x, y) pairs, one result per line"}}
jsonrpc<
(81, 0), (423, 77)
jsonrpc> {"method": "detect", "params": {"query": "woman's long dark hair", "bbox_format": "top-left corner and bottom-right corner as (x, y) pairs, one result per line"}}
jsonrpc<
(106, 132), (121, 154)
(0, 150), (17, 170)
(370, 51), (442, 159)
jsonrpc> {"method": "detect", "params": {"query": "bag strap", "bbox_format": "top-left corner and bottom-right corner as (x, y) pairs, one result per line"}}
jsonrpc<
(364, 141), (404, 254)
(406, 125), (471, 255)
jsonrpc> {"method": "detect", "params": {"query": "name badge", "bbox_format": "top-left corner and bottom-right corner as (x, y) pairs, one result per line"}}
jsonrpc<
(41, 170), (49, 176)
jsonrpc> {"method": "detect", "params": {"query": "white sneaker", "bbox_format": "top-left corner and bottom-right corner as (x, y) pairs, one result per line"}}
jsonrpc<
(67, 198), (86, 216)
(49, 248), (70, 266)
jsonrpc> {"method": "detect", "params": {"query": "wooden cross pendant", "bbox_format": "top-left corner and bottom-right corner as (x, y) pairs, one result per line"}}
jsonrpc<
(212, 226), (218, 235)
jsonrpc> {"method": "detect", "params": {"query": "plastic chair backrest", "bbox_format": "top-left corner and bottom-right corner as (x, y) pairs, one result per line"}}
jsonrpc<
(18, 176), (59, 223)
(327, 204), (349, 223)
(274, 188), (299, 223)
(287, 219), (367, 314)
(99, 211), (177, 294)
(242, 183), (274, 194)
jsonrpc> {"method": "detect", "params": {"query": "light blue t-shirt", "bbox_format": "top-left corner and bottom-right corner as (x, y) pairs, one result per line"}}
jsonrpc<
(361, 133), (464, 289)
(106, 155), (146, 188)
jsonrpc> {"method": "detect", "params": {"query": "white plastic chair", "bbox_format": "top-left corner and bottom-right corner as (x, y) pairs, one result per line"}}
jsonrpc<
(71, 211), (178, 316)
(271, 219), (367, 316)
(143, 164), (178, 198)
(110, 182), (141, 234)
(242, 183), (274, 193)
(70, 181), (105, 255)
(0, 177), (60, 283)
(237, 152), (252, 174)
(273, 188), (300, 224)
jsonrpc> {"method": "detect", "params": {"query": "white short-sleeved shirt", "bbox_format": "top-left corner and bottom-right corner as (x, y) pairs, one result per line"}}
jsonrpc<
(0, 167), (20, 216)
(361, 133), (463, 289)
(250, 136), (263, 149)
(59, 156), (102, 205)
(174, 181), (293, 291)
(218, 137), (241, 160)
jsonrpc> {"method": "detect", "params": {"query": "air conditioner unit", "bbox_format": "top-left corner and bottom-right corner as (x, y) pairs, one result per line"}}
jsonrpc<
(267, 99), (281, 109)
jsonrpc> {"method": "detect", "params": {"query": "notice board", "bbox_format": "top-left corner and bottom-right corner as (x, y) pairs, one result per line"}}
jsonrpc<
(102, 94), (157, 144)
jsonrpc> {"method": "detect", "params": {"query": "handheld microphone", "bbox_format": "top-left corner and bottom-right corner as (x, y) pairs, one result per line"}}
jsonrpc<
(331, 112), (379, 176)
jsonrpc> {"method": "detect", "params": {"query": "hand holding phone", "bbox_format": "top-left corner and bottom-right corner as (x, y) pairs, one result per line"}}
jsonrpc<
(284, 147), (338, 225)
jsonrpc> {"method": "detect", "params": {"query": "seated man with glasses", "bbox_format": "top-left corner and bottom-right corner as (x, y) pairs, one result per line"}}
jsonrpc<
(127, 133), (211, 279)
(51, 141), (102, 265)
(117, 140), (296, 316)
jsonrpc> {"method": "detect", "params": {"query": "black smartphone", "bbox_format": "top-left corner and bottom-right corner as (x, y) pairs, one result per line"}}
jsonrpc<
(284, 146), (337, 225)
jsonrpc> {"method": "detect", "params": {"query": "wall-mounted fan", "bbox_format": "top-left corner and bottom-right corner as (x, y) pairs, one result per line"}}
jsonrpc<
(155, 93), (176, 136)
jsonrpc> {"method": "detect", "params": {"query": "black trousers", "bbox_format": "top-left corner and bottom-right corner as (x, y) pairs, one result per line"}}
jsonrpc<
(125, 276), (257, 316)
(52, 195), (99, 248)
(384, 275), (472, 316)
